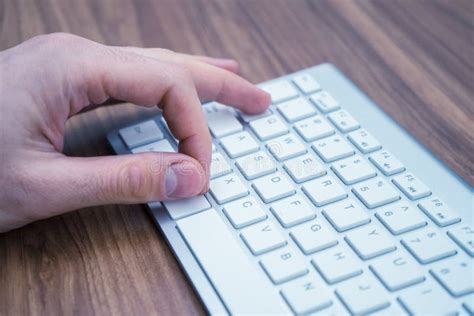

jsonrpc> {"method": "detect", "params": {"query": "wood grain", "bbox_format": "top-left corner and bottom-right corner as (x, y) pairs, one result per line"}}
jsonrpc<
(1, 0), (473, 314)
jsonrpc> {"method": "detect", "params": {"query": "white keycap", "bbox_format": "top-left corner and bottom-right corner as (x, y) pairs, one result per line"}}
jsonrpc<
(367, 301), (407, 316)
(294, 115), (335, 141)
(270, 194), (316, 228)
(241, 221), (287, 255)
(401, 229), (457, 264)
(119, 120), (164, 148)
(281, 276), (333, 314)
(328, 110), (360, 132)
(161, 195), (211, 220)
(131, 139), (175, 153)
(345, 225), (397, 260)
(392, 173), (431, 200)
(322, 199), (370, 232)
(260, 80), (299, 103)
(223, 196), (267, 228)
(302, 175), (348, 207)
(220, 131), (259, 158)
(309, 91), (340, 113)
(266, 133), (306, 161)
(235, 151), (276, 180)
(331, 155), (377, 185)
(292, 74), (321, 94)
(260, 247), (309, 284)
(252, 172), (296, 203)
(210, 173), (249, 204)
(335, 274), (390, 315)
(463, 297), (474, 314)
(448, 225), (474, 257)
(205, 107), (243, 138)
(419, 197), (461, 227)
(312, 246), (363, 284)
(375, 202), (427, 235)
(176, 209), (290, 314)
(368, 151), (405, 176)
(352, 178), (400, 209)
(210, 152), (232, 179)
(250, 115), (289, 141)
(348, 129), (382, 154)
(276, 97), (317, 122)
(290, 219), (338, 254)
(431, 259), (474, 297)
(312, 134), (354, 162)
(370, 252), (425, 291)
(284, 153), (326, 183)
(239, 109), (272, 122)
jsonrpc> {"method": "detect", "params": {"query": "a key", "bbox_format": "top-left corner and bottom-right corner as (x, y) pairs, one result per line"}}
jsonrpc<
(235, 151), (276, 180)
(328, 110), (360, 132)
(260, 80), (299, 103)
(368, 151), (405, 176)
(392, 173), (431, 200)
(210, 173), (249, 204)
(210, 152), (232, 179)
(266, 133), (306, 161)
(223, 196), (267, 229)
(290, 218), (338, 254)
(270, 194), (316, 228)
(322, 199), (370, 232)
(312, 134), (355, 162)
(348, 129), (382, 154)
(369, 252), (425, 291)
(331, 155), (377, 185)
(119, 120), (164, 148)
(283, 153), (326, 183)
(448, 225), (474, 257)
(161, 195), (211, 220)
(205, 106), (243, 138)
(276, 98), (317, 122)
(302, 175), (348, 207)
(369, 301), (407, 316)
(309, 91), (340, 113)
(418, 197), (461, 227)
(220, 131), (259, 158)
(260, 247), (309, 284)
(131, 139), (174, 153)
(312, 246), (363, 284)
(250, 115), (289, 141)
(375, 202), (427, 235)
(401, 229), (457, 264)
(239, 109), (272, 122)
(294, 115), (335, 141)
(345, 225), (397, 260)
(281, 276), (333, 314)
(335, 274), (390, 315)
(252, 172), (296, 203)
(352, 178), (400, 209)
(292, 73), (321, 94)
(430, 259), (474, 297)
(241, 221), (287, 255)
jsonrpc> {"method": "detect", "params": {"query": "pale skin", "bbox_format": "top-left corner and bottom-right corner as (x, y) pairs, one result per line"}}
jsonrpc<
(0, 33), (270, 232)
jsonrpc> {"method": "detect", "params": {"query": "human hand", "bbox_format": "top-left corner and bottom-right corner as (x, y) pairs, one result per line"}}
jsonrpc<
(0, 33), (270, 232)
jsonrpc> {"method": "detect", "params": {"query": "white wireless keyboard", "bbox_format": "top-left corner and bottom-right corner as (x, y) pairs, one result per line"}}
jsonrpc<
(108, 64), (473, 315)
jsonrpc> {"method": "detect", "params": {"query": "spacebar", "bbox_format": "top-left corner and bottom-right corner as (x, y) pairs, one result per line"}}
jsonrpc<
(177, 208), (289, 314)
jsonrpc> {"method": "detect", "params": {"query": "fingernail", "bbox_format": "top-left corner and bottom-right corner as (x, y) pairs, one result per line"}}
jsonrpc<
(165, 162), (205, 198)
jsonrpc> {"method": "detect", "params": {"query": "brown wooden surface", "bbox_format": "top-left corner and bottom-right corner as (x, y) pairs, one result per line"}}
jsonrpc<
(1, 0), (473, 315)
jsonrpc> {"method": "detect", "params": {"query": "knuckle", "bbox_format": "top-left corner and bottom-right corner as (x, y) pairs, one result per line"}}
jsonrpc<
(32, 32), (80, 47)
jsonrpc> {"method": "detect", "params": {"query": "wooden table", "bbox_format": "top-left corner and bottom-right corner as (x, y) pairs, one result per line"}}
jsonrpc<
(1, 0), (473, 314)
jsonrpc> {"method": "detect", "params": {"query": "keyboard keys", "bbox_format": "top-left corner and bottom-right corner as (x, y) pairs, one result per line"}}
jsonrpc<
(260, 247), (309, 284)
(309, 91), (340, 113)
(270, 194), (316, 228)
(345, 225), (397, 260)
(375, 202), (427, 235)
(312, 246), (363, 284)
(119, 120), (163, 148)
(352, 178), (400, 209)
(290, 219), (338, 254)
(430, 259), (474, 297)
(205, 106), (243, 138)
(241, 221), (287, 255)
(392, 173), (431, 200)
(239, 109), (272, 122)
(368, 151), (405, 176)
(220, 131), (259, 158)
(161, 195), (211, 220)
(250, 115), (289, 141)
(312, 134), (354, 163)
(418, 197), (461, 227)
(283, 153), (326, 183)
(322, 199), (370, 232)
(223, 196), (267, 229)
(235, 151), (276, 180)
(294, 115), (335, 141)
(328, 110), (360, 132)
(210, 173), (249, 204)
(348, 129), (382, 154)
(331, 155), (377, 185)
(302, 175), (348, 207)
(292, 74), (321, 94)
(281, 276), (333, 314)
(210, 152), (232, 179)
(253, 172), (296, 203)
(266, 133), (306, 161)
(401, 229), (457, 264)
(261, 80), (299, 103)
(448, 225), (474, 257)
(131, 139), (174, 153)
(276, 97), (317, 122)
